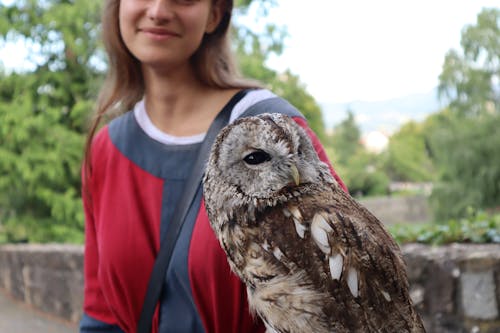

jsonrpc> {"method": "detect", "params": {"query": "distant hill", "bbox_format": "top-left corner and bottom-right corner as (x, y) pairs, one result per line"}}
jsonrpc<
(320, 88), (448, 134)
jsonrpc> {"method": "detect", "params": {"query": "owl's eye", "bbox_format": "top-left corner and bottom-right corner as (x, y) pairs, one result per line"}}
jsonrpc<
(243, 150), (272, 165)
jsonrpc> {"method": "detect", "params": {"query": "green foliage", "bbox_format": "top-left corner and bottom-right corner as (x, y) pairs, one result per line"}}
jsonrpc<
(438, 8), (499, 116)
(426, 112), (500, 220)
(235, 0), (277, 11)
(326, 111), (389, 197)
(0, 0), (103, 74)
(270, 71), (326, 141)
(0, 73), (87, 243)
(389, 210), (500, 245)
(382, 121), (436, 182)
(333, 148), (390, 197)
(329, 111), (360, 166)
(425, 8), (500, 220)
(234, 0), (277, 18)
(0, 0), (102, 243)
(377, 8), (500, 221)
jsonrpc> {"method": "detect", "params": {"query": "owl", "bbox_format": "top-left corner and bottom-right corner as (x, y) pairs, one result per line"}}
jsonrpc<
(203, 113), (425, 333)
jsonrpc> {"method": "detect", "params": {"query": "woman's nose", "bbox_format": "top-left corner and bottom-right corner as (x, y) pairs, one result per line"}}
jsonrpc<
(147, 0), (175, 23)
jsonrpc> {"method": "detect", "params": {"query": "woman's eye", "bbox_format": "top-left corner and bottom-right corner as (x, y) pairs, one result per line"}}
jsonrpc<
(243, 150), (272, 165)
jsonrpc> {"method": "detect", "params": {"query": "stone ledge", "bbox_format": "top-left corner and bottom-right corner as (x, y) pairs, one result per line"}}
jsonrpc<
(0, 243), (499, 332)
(0, 244), (84, 323)
(402, 243), (500, 333)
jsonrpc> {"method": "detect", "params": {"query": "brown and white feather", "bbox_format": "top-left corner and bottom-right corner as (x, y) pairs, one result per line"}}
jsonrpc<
(203, 113), (425, 333)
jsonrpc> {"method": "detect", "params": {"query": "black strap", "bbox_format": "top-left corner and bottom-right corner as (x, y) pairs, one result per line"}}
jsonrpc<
(136, 90), (248, 333)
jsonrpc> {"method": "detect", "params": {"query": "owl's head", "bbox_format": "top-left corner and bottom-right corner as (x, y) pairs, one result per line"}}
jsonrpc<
(205, 113), (333, 200)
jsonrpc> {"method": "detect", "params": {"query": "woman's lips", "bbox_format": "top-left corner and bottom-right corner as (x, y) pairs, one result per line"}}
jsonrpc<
(140, 27), (180, 40)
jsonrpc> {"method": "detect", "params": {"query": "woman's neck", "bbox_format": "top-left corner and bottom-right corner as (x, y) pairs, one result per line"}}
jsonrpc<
(141, 65), (237, 137)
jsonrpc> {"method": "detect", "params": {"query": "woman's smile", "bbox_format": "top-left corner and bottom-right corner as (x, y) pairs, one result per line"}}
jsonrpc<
(119, 0), (217, 68)
(139, 27), (180, 41)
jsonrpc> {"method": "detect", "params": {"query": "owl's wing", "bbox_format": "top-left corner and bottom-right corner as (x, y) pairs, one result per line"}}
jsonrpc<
(274, 187), (423, 330)
(218, 186), (423, 331)
(309, 201), (409, 299)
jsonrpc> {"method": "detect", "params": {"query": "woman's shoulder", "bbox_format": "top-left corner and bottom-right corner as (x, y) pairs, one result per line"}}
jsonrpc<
(89, 111), (134, 155)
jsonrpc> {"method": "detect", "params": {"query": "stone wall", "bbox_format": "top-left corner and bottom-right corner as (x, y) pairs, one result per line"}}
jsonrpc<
(0, 243), (499, 332)
(360, 194), (431, 225)
(0, 244), (83, 323)
(404, 243), (500, 333)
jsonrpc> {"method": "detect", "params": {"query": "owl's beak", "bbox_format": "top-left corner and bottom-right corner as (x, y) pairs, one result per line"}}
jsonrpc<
(290, 164), (300, 186)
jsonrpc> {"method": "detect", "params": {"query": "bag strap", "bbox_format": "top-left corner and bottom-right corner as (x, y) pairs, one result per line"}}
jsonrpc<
(136, 90), (249, 333)
(239, 95), (304, 119)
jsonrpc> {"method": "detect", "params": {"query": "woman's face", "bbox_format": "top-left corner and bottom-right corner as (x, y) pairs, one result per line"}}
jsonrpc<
(119, 0), (221, 70)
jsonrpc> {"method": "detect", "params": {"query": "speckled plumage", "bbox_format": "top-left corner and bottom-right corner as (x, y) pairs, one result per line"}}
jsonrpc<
(203, 113), (425, 333)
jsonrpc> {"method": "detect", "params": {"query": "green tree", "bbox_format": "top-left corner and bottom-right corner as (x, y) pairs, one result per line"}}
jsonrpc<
(426, 109), (500, 220)
(338, 150), (390, 198)
(429, 8), (500, 220)
(438, 8), (499, 116)
(0, 0), (103, 242)
(329, 110), (360, 165)
(382, 121), (436, 182)
(327, 110), (389, 197)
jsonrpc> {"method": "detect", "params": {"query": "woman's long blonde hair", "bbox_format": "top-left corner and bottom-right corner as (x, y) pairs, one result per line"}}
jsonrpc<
(84, 0), (258, 174)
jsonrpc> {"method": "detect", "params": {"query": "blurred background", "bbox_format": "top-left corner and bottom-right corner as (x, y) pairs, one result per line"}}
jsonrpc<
(0, 0), (498, 244)
(0, 0), (499, 331)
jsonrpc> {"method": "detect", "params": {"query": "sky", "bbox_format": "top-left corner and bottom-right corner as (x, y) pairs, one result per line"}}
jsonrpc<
(247, 0), (499, 104)
(0, 0), (498, 107)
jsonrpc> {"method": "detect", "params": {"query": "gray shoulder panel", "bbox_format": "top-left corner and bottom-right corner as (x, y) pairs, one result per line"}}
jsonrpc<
(239, 97), (305, 119)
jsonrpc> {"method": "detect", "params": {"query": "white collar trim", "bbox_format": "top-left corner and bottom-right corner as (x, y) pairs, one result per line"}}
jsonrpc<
(133, 89), (276, 145)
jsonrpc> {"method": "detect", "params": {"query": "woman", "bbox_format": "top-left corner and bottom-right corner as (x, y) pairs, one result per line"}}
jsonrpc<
(80, 0), (346, 332)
